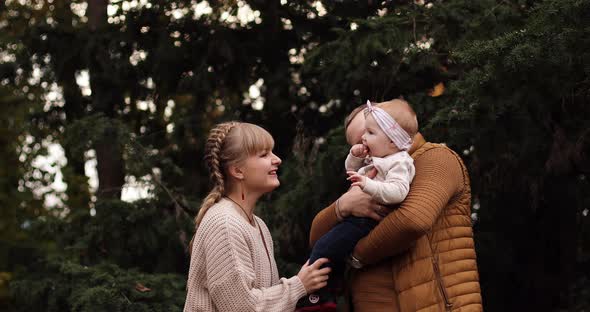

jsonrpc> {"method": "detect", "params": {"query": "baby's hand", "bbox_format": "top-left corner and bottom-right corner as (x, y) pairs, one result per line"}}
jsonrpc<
(350, 144), (368, 158)
(347, 171), (366, 189)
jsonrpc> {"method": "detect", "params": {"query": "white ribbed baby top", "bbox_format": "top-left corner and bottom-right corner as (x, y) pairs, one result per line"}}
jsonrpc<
(183, 198), (306, 312)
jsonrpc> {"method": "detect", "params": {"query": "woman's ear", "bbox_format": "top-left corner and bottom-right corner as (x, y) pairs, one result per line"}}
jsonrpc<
(227, 164), (245, 180)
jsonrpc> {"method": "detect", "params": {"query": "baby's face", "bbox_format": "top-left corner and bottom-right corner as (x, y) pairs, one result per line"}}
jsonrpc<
(361, 114), (399, 158)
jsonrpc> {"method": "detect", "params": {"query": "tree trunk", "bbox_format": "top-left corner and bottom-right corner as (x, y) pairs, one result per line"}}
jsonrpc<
(60, 64), (92, 210)
(94, 137), (125, 199)
(86, 0), (125, 200)
(87, 0), (108, 31)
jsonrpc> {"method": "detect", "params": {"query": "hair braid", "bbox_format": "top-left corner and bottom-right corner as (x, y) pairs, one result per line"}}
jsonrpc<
(189, 122), (237, 253)
(189, 121), (274, 254)
(195, 122), (237, 226)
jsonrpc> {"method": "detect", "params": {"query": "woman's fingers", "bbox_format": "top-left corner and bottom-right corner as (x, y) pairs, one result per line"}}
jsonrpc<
(310, 258), (329, 269)
(302, 259), (312, 270)
(317, 267), (331, 275)
(314, 275), (329, 283)
(303, 259), (331, 291)
(315, 277), (328, 284)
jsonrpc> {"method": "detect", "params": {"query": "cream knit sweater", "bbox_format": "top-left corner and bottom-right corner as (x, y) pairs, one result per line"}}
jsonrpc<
(184, 198), (307, 312)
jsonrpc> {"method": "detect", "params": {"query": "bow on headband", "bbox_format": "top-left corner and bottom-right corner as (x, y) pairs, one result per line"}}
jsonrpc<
(365, 100), (412, 151)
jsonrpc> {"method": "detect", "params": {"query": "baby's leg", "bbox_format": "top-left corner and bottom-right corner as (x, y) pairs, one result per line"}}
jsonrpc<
(309, 216), (377, 269)
(298, 217), (378, 310)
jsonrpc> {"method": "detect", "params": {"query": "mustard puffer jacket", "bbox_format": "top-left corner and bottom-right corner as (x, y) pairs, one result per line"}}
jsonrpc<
(310, 138), (483, 311)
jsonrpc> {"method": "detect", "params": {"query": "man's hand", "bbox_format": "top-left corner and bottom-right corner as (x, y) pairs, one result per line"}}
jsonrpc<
(338, 186), (386, 221)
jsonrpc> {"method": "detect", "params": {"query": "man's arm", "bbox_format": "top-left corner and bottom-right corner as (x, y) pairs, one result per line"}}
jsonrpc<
(353, 147), (464, 265)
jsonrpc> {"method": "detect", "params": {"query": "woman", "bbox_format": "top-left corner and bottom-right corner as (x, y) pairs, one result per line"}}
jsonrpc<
(184, 121), (331, 312)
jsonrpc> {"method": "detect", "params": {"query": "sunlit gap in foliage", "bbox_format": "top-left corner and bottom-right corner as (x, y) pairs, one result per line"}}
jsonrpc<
(70, 1), (88, 23)
(220, 1), (261, 28)
(43, 83), (64, 112)
(0, 50), (17, 63)
(318, 99), (340, 114)
(108, 0), (262, 27)
(84, 149), (98, 215)
(22, 141), (156, 218)
(84, 149), (155, 215)
(471, 197), (480, 223)
(310, 1), (327, 18)
(243, 78), (265, 110)
(129, 50), (147, 66)
(107, 0), (152, 24)
(75, 69), (92, 97)
(18, 135), (68, 212)
(165, 99), (176, 133)
(288, 48), (306, 64)
(106, 1), (216, 25)
(121, 174), (156, 203)
(5, 0), (44, 9)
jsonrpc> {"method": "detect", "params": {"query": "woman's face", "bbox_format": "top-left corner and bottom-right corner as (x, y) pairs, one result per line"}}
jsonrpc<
(241, 149), (282, 195)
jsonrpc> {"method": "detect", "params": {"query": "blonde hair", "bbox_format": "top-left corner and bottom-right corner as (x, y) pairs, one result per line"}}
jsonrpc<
(372, 99), (419, 137)
(194, 121), (274, 226)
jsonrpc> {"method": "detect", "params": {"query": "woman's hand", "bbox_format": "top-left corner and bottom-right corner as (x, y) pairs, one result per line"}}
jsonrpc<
(297, 258), (331, 294)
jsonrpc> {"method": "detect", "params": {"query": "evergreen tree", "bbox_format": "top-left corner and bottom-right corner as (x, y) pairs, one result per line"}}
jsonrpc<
(1, 0), (589, 311)
(447, 1), (590, 309)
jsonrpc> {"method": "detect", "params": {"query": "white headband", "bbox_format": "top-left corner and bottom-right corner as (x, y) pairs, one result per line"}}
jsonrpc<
(365, 100), (412, 151)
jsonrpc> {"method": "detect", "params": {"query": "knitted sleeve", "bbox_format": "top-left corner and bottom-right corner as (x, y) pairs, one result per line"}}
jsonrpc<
(353, 147), (464, 265)
(362, 157), (415, 205)
(206, 216), (307, 312)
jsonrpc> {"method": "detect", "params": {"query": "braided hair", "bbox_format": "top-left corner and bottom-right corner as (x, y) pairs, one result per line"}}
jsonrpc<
(189, 121), (274, 253)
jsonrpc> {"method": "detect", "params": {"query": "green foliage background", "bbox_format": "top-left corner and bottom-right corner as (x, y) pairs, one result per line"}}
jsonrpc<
(0, 0), (589, 311)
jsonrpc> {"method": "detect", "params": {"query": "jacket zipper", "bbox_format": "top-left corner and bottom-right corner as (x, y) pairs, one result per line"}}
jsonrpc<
(432, 255), (453, 312)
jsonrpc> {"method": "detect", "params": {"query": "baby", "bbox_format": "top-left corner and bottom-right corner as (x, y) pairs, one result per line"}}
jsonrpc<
(297, 99), (418, 310)
(345, 99), (416, 207)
